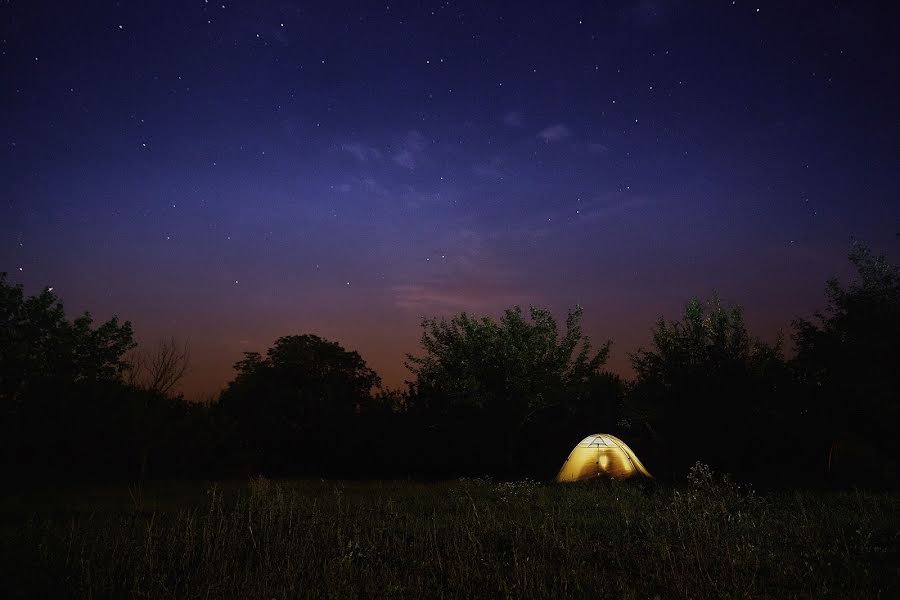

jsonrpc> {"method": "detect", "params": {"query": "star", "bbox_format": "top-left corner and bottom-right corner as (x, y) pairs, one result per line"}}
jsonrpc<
(4, 0), (893, 406)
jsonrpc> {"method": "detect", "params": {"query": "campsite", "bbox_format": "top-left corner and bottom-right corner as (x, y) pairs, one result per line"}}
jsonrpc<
(3, 1), (899, 597)
(2, 241), (898, 598)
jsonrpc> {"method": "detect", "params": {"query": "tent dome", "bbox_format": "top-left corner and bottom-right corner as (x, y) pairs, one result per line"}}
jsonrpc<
(555, 433), (652, 482)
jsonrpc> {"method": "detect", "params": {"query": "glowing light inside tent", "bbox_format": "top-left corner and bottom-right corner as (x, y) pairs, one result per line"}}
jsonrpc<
(556, 433), (652, 482)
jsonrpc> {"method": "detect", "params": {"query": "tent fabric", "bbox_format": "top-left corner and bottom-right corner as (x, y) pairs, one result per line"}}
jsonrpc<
(555, 433), (652, 482)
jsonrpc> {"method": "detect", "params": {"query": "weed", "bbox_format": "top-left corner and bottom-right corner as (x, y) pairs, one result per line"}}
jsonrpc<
(0, 476), (896, 599)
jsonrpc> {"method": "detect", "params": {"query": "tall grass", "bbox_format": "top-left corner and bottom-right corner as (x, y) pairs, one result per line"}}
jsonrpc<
(1, 466), (897, 599)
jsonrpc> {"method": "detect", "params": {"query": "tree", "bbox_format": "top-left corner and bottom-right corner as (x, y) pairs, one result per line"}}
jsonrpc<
(630, 295), (791, 482)
(1, 275), (134, 407)
(126, 337), (190, 397)
(216, 334), (381, 476)
(792, 242), (900, 486)
(0, 274), (138, 478)
(405, 305), (614, 477)
(120, 338), (192, 488)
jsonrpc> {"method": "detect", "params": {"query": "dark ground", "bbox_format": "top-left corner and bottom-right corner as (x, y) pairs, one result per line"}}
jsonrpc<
(1, 470), (897, 599)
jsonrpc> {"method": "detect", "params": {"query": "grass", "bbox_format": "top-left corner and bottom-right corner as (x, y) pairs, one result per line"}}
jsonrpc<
(1, 465), (897, 599)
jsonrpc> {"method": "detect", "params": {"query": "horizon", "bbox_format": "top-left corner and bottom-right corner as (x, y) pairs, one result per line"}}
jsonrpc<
(3, 259), (870, 400)
(3, 1), (898, 400)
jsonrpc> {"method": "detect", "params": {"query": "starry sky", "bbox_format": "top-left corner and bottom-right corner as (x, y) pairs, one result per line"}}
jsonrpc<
(2, 1), (898, 399)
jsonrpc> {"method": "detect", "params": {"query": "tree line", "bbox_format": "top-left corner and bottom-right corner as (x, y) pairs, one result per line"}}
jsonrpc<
(1, 242), (897, 487)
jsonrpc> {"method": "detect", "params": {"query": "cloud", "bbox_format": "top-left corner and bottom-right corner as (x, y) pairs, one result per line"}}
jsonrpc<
(392, 130), (427, 169)
(587, 142), (609, 153)
(391, 226), (530, 312)
(473, 165), (506, 180)
(392, 151), (416, 169)
(578, 194), (653, 223)
(336, 130), (428, 170)
(339, 142), (382, 163)
(392, 273), (525, 311)
(537, 124), (571, 143)
(360, 176), (390, 197)
(503, 110), (523, 127)
(472, 155), (508, 180)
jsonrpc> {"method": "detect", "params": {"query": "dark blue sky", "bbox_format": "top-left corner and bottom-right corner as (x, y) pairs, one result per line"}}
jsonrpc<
(3, 1), (898, 398)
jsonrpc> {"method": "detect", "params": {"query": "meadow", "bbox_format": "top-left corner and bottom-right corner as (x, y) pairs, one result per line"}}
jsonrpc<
(1, 466), (897, 599)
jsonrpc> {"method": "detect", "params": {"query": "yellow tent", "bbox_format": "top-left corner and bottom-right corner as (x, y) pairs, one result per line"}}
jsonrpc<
(556, 433), (652, 482)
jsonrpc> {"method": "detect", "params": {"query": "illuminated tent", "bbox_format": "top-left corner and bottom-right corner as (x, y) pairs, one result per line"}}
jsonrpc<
(555, 433), (652, 482)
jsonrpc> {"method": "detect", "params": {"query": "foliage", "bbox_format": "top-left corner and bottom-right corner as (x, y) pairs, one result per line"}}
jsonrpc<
(216, 334), (381, 476)
(0, 274), (215, 481)
(1, 477), (895, 599)
(630, 295), (793, 482)
(1, 274), (137, 478)
(792, 242), (900, 486)
(407, 306), (609, 416)
(0, 273), (134, 407)
(1, 242), (897, 488)
(405, 305), (619, 477)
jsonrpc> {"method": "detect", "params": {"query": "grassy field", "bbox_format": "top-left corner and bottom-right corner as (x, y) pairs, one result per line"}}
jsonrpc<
(1, 466), (897, 599)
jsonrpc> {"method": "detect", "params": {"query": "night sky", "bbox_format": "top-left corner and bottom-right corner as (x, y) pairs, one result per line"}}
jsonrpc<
(3, 1), (898, 399)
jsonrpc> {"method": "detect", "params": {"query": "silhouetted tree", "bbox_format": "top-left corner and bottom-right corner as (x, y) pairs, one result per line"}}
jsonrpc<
(126, 337), (190, 397)
(1, 274), (140, 478)
(1, 275), (134, 405)
(630, 295), (792, 483)
(216, 334), (381, 476)
(792, 242), (900, 487)
(0, 275), (213, 481)
(405, 306), (616, 477)
(122, 337), (192, 483)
